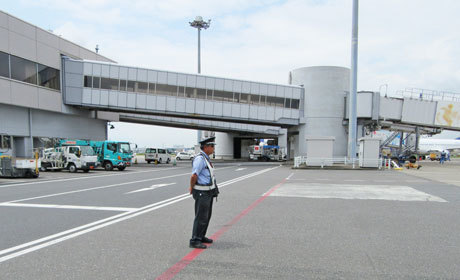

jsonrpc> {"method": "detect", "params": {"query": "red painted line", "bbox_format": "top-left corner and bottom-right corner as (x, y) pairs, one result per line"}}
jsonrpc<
(156, 179), (286, 280)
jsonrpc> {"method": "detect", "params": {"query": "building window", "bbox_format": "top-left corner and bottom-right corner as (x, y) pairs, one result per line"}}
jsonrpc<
(93, 76), (100, 88)
(148, 83), (155, 94)
(120, 80), (127, 91)
(196, 88), (206, 99)
(240, 93), (250, 104)
(84, 76), (92, 87)
(1, 135), (12, 149)
(127, 80), (135, 92)
(10, 55), (37, 85)
(156, 84), (177, 96)
(37, 64), (60, 90)
(284, 98), (291, 109)
(0, 51), (9, 78)
(291, 99), (300, 109)
(101, 77), (118, 90)
(137, 82), (148, 93)
(249, 94), (260, 105)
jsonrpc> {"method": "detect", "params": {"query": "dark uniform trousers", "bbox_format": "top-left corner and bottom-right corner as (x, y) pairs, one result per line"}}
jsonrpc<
(191, 189), (214, 241)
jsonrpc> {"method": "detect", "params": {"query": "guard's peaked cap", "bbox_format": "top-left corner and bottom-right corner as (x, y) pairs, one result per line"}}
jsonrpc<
(199, 136), (216, 145)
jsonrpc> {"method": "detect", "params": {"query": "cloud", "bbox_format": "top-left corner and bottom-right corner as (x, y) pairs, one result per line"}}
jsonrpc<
(11, 0), (460, 144)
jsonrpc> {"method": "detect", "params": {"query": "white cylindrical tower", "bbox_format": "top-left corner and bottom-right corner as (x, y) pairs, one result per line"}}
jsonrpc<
(290, 66), (350, 157)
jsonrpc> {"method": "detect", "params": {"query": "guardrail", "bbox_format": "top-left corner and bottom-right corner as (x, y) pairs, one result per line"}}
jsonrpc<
(387, 88), (460, 102)
(294, 156), (401, 170)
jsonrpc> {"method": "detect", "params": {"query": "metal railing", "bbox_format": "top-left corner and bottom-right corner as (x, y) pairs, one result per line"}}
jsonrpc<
(386, 88), (460, 102)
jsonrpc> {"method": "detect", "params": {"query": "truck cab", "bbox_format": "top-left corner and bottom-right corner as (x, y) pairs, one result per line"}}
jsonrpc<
(90, 141), (133, 171)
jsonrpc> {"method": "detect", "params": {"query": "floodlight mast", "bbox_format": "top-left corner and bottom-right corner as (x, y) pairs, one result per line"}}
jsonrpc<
(189, 16), (211, 74)
(189, 16), (211, 143)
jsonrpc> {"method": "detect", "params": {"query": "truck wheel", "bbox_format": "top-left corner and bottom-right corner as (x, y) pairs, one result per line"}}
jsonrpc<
(104, 162), (113, 171)
(147, 161), (151, 164)
(40, 166), (47, 172)
(117, 166), (126, 171)
(176, 157), (181, 161)
(68, 164), (77, 173)
(166, 158), (170, 164)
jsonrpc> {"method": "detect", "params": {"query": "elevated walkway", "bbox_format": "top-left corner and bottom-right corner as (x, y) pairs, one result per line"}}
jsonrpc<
(346, 91), (460, 132)
(62, 58), (303, 127)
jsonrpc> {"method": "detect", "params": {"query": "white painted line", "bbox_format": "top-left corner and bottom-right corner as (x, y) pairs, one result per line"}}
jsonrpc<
(0, 166), (278, 263)
(270, 183), (447, 202)
(286, 173), (294, 180)
(235, 168), (246, 171)
(0, 167), (187, 189)
(1, 166), (235, 204)
(0, 202), (137, 212)
(125, 183), (176, 194)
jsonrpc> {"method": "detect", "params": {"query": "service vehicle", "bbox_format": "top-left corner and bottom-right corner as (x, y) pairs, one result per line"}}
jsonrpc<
(175, 152), (194, 160)
(248, 145), (286, 161)
(89, 141), (133, 171)
(40, 145), (98, 173)
(145, 148), (171, 164)
(0, 135), (40, 178)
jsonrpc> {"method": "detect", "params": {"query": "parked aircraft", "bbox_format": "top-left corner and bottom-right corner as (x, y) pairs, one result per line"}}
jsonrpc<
(418, 137), (460, 154)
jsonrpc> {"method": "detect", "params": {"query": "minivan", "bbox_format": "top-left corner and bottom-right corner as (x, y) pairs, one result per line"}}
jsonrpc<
(145, 148), (171, 164)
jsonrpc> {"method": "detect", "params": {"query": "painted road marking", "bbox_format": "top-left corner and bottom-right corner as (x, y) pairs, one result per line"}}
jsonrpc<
(0, 202), (137, 212)
(269, 183), (447, 202)
(235, 168), (246, 171)
(1, 166), (233, 205)
(0, 167), (188, 189)
(156, 177), (287, 280)
(286, 173), (294, 180)
(0, 166), (280, 263)
(125, 183), (176, 194)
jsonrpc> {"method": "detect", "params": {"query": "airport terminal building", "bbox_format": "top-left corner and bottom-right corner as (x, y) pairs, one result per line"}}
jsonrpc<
(1, 10), (459, 160)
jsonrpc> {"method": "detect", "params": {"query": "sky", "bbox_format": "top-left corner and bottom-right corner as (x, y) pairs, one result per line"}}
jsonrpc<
(2, 0), (460, 146)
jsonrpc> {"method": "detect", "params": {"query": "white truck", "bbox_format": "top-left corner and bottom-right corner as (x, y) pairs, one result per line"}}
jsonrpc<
(248, 145), (286, 161)
(40, 145), (98, 173)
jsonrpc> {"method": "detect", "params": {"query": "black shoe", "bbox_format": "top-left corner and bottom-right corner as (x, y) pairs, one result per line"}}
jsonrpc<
(189, 241), (207, 249)
(202, 237), (213, 244)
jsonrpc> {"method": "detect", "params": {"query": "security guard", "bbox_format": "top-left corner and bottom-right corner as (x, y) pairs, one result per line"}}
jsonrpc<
(189, 136), (219, 249)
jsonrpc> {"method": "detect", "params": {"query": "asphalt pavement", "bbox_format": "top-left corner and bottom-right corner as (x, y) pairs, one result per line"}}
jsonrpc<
(1, 160), (460, 279)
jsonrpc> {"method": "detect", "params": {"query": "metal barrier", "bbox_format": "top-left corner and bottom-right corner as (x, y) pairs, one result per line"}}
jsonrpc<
(294, 157), (402, 170)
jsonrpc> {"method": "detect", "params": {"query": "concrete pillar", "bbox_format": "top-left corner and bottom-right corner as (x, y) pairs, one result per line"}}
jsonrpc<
(290, 66), (350, 157)
(277, 129), (288, 159)
(215, 132), (234, 160)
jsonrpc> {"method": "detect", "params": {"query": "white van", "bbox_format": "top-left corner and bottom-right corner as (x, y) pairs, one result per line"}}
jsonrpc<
(145, 148), (171, 164)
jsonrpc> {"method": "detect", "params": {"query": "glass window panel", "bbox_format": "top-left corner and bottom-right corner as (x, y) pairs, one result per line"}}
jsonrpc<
(100, 77), (112, 90)
(0, 51), (9, 78)
(137, 81), (148, 93)
(260, 95), (266, 106)
(178, 86), (185, 97)
(185, 87), (195, 98)
(10, 55), (37, 85)
(276, 97), (285, 107)
(291, 99), (300, 109)
(250, 94), (260, 105)
(156, 84), (177, 96)
(240, 93), (250, 104)
(127, 80), (135, 92)
(196, 88), (206, 99)
(148, 83), (155, 94)
(267, 96), (277, 107)
(84, 76), (92, 87)
(234, 92), (240, 103)
(284, 98), (291, 108)
(206, 89), (213, 100)
(214, 90), (233, 102)
(93, 76), (100, 88)
(120, 80), (127, 91)
(37, 64), (60, 90)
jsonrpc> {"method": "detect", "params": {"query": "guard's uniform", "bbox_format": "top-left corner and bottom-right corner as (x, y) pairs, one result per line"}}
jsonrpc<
(190, 150), (217, 243)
